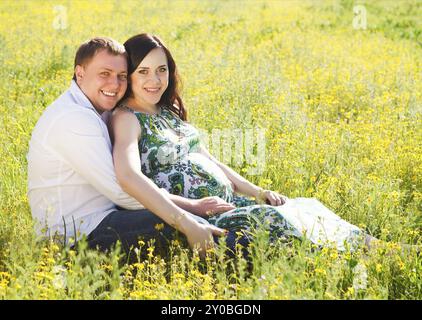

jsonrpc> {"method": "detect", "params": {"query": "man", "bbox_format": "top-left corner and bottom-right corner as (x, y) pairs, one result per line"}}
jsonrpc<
(27, 37), (234, 258)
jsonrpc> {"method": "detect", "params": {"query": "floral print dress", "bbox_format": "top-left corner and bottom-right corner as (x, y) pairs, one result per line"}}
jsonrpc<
(126, 105), (364, 251)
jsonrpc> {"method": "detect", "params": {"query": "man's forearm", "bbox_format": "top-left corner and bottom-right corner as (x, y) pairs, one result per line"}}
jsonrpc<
(163, 190), (194, 213)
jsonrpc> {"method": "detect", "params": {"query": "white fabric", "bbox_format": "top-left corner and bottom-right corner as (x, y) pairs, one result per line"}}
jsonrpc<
(27, 80), (144, 242)
(277, 198), (362, 251)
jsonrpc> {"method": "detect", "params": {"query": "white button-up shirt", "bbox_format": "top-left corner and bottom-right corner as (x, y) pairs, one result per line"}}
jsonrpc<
(27, 80), (144, 242)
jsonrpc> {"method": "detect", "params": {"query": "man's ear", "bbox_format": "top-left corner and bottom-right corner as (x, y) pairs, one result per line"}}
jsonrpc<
(74, 65), (85, 83)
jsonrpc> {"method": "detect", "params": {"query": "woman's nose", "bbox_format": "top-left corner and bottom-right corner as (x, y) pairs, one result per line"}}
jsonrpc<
(149, 71), (161, 83)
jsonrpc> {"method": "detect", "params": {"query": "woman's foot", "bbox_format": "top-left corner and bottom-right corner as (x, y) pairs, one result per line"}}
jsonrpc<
(364, 234), (420, 256)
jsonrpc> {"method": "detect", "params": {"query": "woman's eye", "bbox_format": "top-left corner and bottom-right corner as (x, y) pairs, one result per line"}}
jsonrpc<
(139, 70), (147, 74)
(159, 67), (167, 72)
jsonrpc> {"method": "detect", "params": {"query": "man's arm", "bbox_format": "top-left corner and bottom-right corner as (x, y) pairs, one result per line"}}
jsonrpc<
(50, 109), (143, 210)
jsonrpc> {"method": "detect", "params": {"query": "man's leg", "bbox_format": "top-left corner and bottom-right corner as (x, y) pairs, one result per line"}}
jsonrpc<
(86, 209), (185, 260)
(86, 208), (252, 262)
(213, 231), (252, 261)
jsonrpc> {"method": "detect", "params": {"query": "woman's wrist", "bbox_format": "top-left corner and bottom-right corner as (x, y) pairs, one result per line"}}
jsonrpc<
(252, 186), (264, 199)
(173, 209), (198, 234)
(253, 187), (269, 204)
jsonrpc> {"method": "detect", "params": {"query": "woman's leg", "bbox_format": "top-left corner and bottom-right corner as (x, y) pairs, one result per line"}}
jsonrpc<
(208, 203), (301, 244)
(363, 233), (420, 256)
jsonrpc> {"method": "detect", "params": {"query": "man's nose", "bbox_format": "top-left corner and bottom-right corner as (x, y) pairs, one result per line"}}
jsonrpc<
(108, 75), (120, 88)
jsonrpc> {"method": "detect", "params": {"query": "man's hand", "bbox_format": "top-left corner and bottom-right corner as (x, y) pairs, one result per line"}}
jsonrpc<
(189, 196), (236, 217)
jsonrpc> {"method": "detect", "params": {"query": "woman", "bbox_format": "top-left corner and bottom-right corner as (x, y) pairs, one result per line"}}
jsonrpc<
(111, 33), (376, 254)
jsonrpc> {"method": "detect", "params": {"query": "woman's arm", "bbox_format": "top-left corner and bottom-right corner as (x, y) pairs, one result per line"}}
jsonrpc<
(200, 147), (288, 206)
(111, 109), (226, 254)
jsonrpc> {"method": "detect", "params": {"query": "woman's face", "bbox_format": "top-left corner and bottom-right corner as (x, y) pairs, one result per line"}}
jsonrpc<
(130, 47), (169, 108)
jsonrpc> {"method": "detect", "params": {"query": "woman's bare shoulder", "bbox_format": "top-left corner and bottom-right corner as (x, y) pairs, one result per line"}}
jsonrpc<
(110, 104), (141, 142)
(112, 103), (135, 116)
(110, 104), (140, 132)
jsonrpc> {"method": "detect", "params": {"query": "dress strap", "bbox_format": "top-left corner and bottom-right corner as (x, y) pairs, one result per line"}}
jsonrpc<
(118, 103), (134, 112)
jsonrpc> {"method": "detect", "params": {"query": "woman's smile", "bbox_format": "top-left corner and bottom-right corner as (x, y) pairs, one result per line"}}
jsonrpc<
(144, 87), (161, 93)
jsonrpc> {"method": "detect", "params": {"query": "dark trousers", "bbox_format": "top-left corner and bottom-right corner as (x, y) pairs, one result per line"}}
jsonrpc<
(87, 209), (250, 262)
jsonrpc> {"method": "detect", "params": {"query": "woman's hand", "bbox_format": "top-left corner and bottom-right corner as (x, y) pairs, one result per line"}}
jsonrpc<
(254, 188), (289, 206)
(189, 196), (236, 217)
(181, 215), (228, 257)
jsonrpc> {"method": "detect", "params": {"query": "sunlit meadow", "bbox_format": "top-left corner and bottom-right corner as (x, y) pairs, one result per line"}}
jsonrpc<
(0, 0), (421, 299)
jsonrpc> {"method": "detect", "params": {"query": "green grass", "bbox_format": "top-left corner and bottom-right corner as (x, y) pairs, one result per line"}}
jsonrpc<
(0, 0), (421, 299)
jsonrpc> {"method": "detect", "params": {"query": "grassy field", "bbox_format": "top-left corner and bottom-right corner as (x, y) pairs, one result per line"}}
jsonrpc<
(0, 0), (421, 299)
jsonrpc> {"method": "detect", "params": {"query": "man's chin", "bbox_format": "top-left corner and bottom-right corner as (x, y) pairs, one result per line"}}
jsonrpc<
(104, 102), (117, 110)
(99, 98), (119, 112)
(92, 103), (116, 114)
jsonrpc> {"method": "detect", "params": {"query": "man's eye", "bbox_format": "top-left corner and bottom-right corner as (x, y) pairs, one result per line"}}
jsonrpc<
(100, 72), (109, 77)
(119, 74), (128, 80)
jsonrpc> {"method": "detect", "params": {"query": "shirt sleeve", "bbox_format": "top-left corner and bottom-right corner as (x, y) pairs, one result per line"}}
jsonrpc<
(49, 109), (144, 210)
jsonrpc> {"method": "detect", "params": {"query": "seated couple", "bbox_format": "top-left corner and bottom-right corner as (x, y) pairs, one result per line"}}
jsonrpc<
(28, 34), (381, 260)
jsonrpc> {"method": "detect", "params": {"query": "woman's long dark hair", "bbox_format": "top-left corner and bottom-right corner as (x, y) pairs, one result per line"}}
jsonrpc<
(123, 33), (187, 121)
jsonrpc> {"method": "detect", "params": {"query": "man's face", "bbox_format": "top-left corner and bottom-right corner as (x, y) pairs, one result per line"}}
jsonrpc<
(75, 49), (128, 113)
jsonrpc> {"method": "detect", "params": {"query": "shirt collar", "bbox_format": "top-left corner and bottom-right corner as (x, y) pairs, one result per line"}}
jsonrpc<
(69, 80), (102, 117)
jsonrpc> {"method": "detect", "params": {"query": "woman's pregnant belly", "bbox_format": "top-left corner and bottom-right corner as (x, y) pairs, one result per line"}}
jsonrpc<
(151, 152), (234, 201)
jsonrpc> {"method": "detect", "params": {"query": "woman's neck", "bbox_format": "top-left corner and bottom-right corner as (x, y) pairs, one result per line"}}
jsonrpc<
(125, 97), (160, 115)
